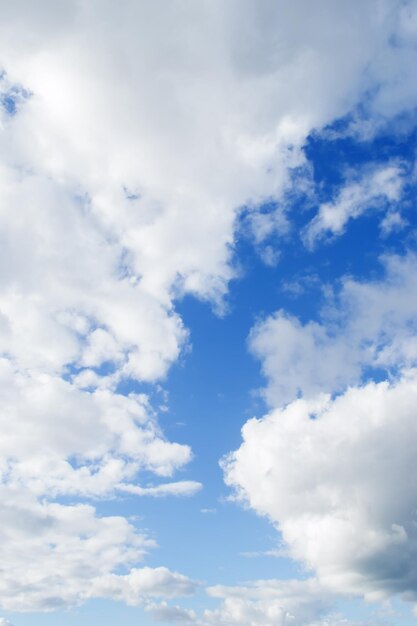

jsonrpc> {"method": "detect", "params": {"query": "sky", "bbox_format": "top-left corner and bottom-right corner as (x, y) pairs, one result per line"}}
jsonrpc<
(1, 1), (417, 625)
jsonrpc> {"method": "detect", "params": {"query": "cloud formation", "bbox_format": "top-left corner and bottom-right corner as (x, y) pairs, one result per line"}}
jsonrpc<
(202, 578), (333, 626)
(0, 489), (197, 611)
(2, 0), (417, 617)
(224, 371), (417, 604)
(152, 577), (372, 626)
(0, 359), (195, 497)
(234, 248), (417, 611)
(250, 252), (417, 406)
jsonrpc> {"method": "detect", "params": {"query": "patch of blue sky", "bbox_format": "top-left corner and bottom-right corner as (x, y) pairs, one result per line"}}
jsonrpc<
(63, 359), (119, 387)
(74, 280), (300, 597)
(123, 186), (142, 201)
(0, 77), (30, 116)
(96, 294), (293, 584)
(307, 108), (417, 184)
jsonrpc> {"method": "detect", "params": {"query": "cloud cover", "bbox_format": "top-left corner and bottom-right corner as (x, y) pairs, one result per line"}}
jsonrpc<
(225, 371), (417, 603)
(1, 0), (417, 617)
(0, 490), (198, 612)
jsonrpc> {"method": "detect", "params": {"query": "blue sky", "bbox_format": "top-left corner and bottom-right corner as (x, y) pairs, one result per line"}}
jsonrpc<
(1, 2), (417, 625)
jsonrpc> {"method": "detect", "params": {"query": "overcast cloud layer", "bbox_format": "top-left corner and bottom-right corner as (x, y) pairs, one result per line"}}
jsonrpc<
(1, 1), (417, 624)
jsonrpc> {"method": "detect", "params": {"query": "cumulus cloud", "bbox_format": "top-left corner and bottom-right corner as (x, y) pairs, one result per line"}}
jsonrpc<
(224, 371), (417, 603)
(0, 359), (195, 498)
(0, 0), (416, 317)
(0, 488), (197, 612)
(1, 0), (417, 616)
(0, 162), (187, 381)
(0, 357), (199, 612)
(0, 3), (416, 377)
(250, 252), (417, 405)
(231, 244), (417, 616)
(0, 273), (197, 611)
(90, 567), (197, 607)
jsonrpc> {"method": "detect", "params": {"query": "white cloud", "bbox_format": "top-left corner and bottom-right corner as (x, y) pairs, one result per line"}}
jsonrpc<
(0, 489), (197, 612)
(233, 244), (417, 616)
(145, 581), (402, 626)
(90, 567), (197, 607)
(0, 619), (13, 626)
(0, 163), (188, 381)
(224, 371), (417, 603)
(201, 578), (346, 626)
(0, 2), (416, 379)
(0, 0), (416, 317)
(0, 359), (195, 498)
(0, 356), (199, 613)
(147, 578), (353, 626)
(1, 0), (417, 616)
(304, 163), (405, 247)
(250, 252), (417, 406)
(250, 310), (358, 406)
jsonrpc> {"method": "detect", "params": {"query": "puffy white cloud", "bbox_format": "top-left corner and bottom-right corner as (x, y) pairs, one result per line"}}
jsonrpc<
(250, 252), (417, 406)
(0, 0), (416, 316)
(0, 344), (198, 613)
(235, 242), (417, 615)
(0, 619), (13, 626)
(0, 3), (416, 379)
(224, 372), (417, 603)
(0, 162), (187, 381)
(250, 310), (358, 406)
(90, 567), (197, 607)
(1, 0), (417, 616)
(0, 358), (195, 498)
(0, 488), (197, 612)
(304, 164), (405, 247)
